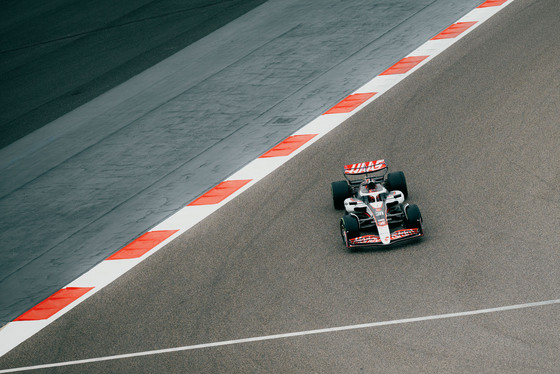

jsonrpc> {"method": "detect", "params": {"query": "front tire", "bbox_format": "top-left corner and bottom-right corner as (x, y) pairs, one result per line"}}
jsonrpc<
(405, 204), (422, 229)
(340, 214), (360, 245)
(387, 171), (408, 198)
(331, 180), (351, 210)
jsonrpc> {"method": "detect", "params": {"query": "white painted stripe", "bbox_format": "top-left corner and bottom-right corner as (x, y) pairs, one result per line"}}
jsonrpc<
(67, 259), (142, 289)
(0, 321), (50, 364)
(1, 299), (558, 373)
(0, 0), (518, 358)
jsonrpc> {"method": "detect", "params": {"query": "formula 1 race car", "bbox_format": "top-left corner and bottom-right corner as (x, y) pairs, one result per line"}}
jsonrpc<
(331, 159), (423, 249)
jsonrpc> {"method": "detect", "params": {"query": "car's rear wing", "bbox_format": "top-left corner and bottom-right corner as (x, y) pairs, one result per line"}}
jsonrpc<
(343, 160), (388, 183)
(343, 160), (387, 174)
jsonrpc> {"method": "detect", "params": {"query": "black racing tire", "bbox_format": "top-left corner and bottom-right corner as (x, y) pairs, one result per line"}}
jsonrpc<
(331, 180), (351, 210)
(340, 214), (360, 245)
(387, 171), (408, 198)
(406, 204), (422, 228)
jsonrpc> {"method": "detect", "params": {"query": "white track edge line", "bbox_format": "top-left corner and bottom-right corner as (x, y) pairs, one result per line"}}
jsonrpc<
(1, 298), (557, 373)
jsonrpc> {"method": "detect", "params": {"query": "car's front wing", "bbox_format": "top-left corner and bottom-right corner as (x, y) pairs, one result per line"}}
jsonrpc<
(347, 227), (423, 248)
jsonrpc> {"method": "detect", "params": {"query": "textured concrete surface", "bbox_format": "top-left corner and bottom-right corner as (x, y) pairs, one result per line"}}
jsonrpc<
(0, 0), (483, 325)
(0, 0), (269, 148)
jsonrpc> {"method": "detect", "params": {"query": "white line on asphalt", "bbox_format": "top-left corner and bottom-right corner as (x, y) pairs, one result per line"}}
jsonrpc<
(1, 298), (558, 373)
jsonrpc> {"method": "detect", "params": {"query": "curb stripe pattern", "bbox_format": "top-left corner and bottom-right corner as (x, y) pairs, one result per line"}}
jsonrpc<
(431, 21), (478, 40)
(106, 230), (180, 260)
(0, 0), (516, 358)
(13, 288), (94, 322)
(479, 0), (508, 7)
(380, 56), (429, 75)
(188, 180), (253, 206)
(259, 134), (318, 158)
(324, 93), (377, 114)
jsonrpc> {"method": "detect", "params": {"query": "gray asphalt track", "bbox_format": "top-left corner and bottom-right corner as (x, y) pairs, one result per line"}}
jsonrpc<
(0, 0), (484, 325)
(1, 0), (558, 372)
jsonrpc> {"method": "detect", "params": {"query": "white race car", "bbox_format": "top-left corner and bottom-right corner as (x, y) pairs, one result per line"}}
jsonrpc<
(331, 159), (423, 248)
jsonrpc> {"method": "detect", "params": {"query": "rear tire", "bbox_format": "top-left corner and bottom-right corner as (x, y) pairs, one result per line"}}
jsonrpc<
(406, 204), (422, 228)
(387, 171), (408, 198)
(331, 180), (351, 210)
(340, 214), (360, 245)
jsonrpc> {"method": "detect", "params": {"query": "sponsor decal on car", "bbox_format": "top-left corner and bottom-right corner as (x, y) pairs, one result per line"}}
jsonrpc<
(390, 228), (420, 240)
(349, 228), (420, 245)
(344, 159), (387, 174)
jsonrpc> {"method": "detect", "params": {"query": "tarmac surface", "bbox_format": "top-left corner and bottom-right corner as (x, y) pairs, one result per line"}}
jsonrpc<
(0, 0), (485, 325)
(0, 0), (559, 372)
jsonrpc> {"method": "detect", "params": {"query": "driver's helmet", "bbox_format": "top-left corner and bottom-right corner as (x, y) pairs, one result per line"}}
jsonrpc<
(365, 178), (377, 190)
(361, 179), (377, 202)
